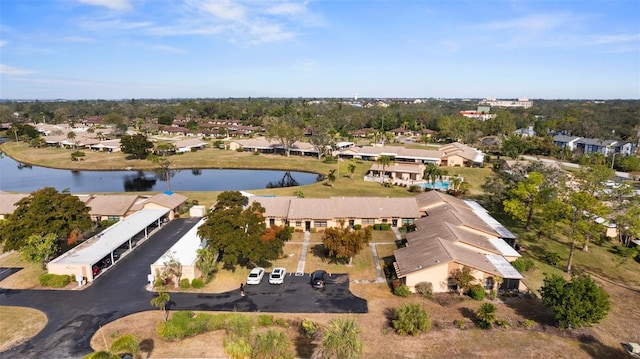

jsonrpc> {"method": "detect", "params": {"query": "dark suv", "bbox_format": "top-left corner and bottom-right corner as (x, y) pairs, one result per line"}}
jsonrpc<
(310, 270), (327, 289)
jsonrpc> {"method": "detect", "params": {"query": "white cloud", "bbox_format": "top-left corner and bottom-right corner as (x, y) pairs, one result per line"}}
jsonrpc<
(77, 0), (133, 11)
(482, 12), (577, 32)
(150, 44), (187, 54)
(0, 64), (36, 76)
(0, 40), (6, 47)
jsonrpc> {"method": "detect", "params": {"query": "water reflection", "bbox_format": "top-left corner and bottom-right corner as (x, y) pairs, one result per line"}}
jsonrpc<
(0, 150), (320, 193)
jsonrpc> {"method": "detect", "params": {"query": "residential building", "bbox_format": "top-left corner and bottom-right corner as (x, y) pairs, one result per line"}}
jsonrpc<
(394, 191), (524, 294)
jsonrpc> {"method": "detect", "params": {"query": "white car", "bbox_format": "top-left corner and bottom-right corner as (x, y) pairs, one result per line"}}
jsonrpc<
(269, 267), (286, 284)
(246, 267), (265, 285)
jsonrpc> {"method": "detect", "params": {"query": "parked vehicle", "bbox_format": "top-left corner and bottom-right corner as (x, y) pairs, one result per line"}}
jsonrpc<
(246, 267), (265, 285)
(269, 267), (286, 284)
(310, 270), (327, 288)
(92, 265), (101, 276)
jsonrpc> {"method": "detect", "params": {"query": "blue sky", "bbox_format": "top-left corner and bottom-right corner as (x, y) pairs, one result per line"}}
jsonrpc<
(1, 0), (639, 100)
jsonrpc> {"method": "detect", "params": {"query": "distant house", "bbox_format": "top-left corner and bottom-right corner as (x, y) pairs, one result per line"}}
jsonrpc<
(338, 145), (443, 165)
(552, 135), (581, 151)
(367, 163), (426, 183)
(173, 138), (209, 153)
(439, 142), (484, 166)
(80, 194), (143, 223)
(227, 136), (318, 156)
(514, 126), (535, 137)
(394, 191), (524, 293)
(142, 191), (189, 220)
(575, 138), (618, 156)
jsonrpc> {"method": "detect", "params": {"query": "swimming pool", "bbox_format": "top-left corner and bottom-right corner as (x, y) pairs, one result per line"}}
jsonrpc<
(419, 181), (450, 190)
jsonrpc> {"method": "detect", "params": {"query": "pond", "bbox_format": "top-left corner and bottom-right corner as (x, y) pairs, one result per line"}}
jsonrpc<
(0, 151), (322, 193)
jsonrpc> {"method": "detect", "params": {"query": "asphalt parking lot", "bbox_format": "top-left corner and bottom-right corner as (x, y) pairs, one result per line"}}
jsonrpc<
(0, 218), (367, 359)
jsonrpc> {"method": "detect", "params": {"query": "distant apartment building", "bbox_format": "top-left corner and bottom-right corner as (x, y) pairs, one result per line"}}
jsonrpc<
(480, 97), (533, 109)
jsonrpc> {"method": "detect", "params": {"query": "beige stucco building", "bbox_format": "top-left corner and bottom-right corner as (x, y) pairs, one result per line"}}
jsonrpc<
(395, 191), (524, 293)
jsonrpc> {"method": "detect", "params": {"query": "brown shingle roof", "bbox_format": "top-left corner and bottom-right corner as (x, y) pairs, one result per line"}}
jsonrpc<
(85, 195), (140, 216)
(144, 192), (188, 209)
(0, 191), (28, 215)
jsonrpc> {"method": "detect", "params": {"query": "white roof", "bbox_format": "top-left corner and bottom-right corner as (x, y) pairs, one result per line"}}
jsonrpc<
(486, 254), (523, 279)
(464, 200), (517, 239)
(50, 208), (169, 265)
(152, 218), (207, 266)
(488, 238), (521, 257)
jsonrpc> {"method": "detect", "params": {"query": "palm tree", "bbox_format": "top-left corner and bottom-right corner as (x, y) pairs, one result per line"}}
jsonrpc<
(66, 131), (77, 149)
(423, 163), (445, 188)
(347, 163), (356, 179)
(377, 155), (392, 184)
(327, 169), (336, 188)
(476, 302), (496, 329)
(312, 318), (363, 359)
(150, 291), (170, 322)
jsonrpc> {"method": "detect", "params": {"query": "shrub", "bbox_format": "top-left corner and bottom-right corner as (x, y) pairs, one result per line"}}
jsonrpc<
(157, 311), (210, 340)
(287, 226), (295, 233)
(393, 284), (412, 297)
(301, 318), (319, 337)
(39, 274), (71, 288)
(455, 319), (465, 329)
(179, 278), (191, 289)
(511, 258), (535, 273)
(257, 315), (274, 326)
(468, 285), (485, 301)
(408, 185), (421, 192)
(380, 223), (391, 231)
(275, 318), (289, 327)
(225, 314), (254, 339)
(522, 319), (534, 329)
(191, 278), (204, 289)
(236, 148), (244, 152)
(393, 303), (430, 335)
(373, 224), (381, 230)
(153, 278), (165, 287)
(415, 282), (433, 299)
(353, 224), (362, 230)
(496, 319), (509, 329)
(489, 289), (496, 300)
(476, 303), (496, 330)
(544, 251), (561, 266)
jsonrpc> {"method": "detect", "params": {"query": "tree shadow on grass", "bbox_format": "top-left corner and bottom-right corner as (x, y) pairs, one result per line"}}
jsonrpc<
(310, 244), (348, 265)
(139, 338), (154, 359)
(458, 307), (476, 321)
(576, 333), (628, 359)
(294, 335), (314, 359)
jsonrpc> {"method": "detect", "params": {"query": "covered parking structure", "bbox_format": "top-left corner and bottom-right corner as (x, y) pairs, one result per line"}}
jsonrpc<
(48, 208), (170, 283)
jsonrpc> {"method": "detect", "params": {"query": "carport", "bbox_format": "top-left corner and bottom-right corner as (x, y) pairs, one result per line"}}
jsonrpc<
(47, 208), (170, 282)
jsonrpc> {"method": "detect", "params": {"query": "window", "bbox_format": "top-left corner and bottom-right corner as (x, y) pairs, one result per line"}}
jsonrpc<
(362, 218), (375, 225)
(484, 277), (494, 290)
(382, 218), (388, 223)
(295, 221), (302, 227)
(107, 216), (120, 222)
(402, 218), (415, 225)
(314, 221), (327, 228)
(447, 278), (457, 291)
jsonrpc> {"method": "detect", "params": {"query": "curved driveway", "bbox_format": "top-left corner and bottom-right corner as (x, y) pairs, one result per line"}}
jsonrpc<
(0, 218), (367, 359)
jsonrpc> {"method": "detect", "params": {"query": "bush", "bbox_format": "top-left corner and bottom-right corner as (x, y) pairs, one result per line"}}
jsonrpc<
(301, 319), (319, 337)
(544, 251), (561, 266)
(380, 223), (391, 231)
(353, 224), (362, 230)
(394, 284), (412, 297)
(153, 278), (165, 287)
(511, 258), (535, 273)
(236, 148), (244, 152)
(415, 282), (433, 299)
(275, 318), (289, 328)
(455, 319), (465, 329)
(257, 315), (274, 326)
(287, 226), (295, 233)
(489, 289), (496, 300)
(496, 319), (509, 329)
(521, 319), (534, 330)
(373, 224), (381, 230)
(191, 278), (204, 289)
(157, 311), (210, 340)
(408, 185), (421, 193)
(393, 303), (430, 335)
(179, 278), (190, 289)
(468, 285), (485, 301)
(39, 274), (71, 288)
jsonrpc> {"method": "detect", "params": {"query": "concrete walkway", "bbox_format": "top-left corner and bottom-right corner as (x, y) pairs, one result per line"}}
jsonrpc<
(295, 231), (311, 276)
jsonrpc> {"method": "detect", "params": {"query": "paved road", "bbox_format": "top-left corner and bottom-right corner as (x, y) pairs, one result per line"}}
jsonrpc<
(0, 218), (367, 359)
